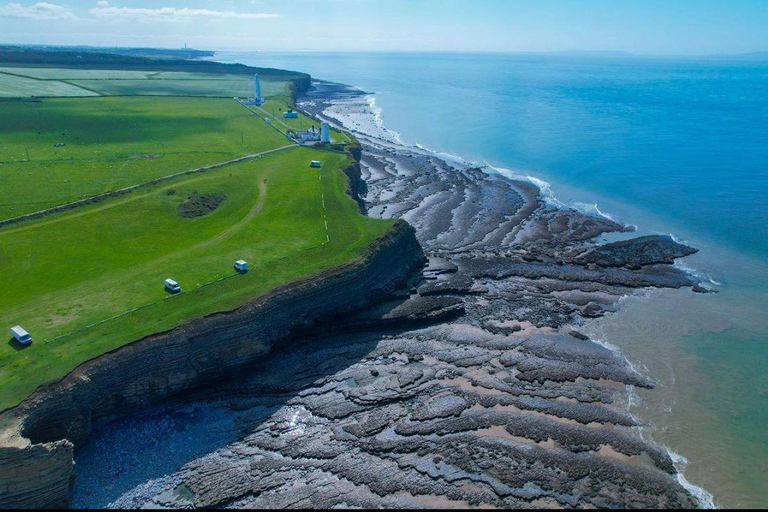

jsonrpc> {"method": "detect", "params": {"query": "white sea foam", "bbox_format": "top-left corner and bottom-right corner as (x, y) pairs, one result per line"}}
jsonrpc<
(572, 202), (615, 220)
(437, 151), (478, 170)
(668, 450), (718, 509)
(484, 164), (616, 221)
(626, 384), (643, 409)
(325, 88), (718, 510)
(673, 259), (721, 289)
(366, 96), (383, 125)
(482, 163), (572, 208)
(365, 96), (404, 144)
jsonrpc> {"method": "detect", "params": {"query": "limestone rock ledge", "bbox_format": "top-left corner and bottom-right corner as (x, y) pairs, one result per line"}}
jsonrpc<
(0, 219), (425, 509)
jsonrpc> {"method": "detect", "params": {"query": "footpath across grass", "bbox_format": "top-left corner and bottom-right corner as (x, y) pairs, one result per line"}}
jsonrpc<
(0, 146), (395, 410)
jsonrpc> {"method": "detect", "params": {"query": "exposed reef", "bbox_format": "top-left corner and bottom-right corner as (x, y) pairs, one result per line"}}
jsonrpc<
(1, 79), (706, 510)
(62, 81), (704, 509)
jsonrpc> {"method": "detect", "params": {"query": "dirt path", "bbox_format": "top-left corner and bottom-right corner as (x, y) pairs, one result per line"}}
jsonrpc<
(206, 177), (268, 246)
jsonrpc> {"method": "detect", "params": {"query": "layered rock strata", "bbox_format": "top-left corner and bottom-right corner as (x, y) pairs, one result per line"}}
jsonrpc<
(66, 82), (705, 509)
(0, 220), (425, 509)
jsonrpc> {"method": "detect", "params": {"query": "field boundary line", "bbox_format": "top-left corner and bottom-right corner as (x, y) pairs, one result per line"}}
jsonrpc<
(240, 102), (298, 142)
(45, 271), (244, 345)
(60, 79), (105, 96)
(0, 69), (48, 80)
(0, 144), (297, 230)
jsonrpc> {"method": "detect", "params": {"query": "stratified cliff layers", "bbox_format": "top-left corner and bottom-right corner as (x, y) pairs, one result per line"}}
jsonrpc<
(1, 80), (706, 509)
(0, 220), (425, 509)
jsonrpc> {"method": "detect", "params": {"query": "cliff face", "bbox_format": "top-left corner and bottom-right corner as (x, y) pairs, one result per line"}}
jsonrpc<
(341, 161), (368, 214)
(0, 438), (73, 510)
(0, 220), (425, 509)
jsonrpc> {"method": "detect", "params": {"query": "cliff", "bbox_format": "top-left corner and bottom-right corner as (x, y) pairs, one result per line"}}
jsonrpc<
(0, 220), (425, 509)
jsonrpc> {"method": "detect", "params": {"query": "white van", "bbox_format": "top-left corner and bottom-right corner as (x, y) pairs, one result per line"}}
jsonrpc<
(164, 279), (181, 293)
(11, 326), (32, 345)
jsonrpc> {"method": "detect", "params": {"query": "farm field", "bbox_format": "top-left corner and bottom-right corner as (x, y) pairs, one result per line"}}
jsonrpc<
(0, 96), (292, 219)
(0, 67), (154, 79)
(68, 77), (258, 97)
(0, 67), (291, 98)
(0, 146), (395, 410)
(0, 73), (97, 98)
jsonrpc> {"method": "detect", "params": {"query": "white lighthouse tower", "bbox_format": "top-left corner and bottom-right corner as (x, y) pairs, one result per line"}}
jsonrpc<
(320, 122), (331, 144)
(254, 73), (263, 105)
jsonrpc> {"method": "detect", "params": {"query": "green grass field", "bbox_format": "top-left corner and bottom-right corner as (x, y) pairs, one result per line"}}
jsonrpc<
(0, 67), (290, 98)
(0, 61), (393, 411)
(0, 145), (394, 410)
(0, 67), (154, 79)
(0, 73), (98, 98)
(0, 96), (292, 219)
(67, 77), (288, 98)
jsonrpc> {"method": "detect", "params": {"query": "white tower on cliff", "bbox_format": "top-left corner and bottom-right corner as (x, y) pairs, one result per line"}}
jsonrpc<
(254, 73), (263, 105)
(320, 122), (331, 143)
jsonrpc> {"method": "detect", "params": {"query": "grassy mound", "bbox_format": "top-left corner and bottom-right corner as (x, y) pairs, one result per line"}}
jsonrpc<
(178, 192), (228, 218)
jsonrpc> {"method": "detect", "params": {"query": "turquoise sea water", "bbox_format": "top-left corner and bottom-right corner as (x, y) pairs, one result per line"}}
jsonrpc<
(215, 51), (768, 508)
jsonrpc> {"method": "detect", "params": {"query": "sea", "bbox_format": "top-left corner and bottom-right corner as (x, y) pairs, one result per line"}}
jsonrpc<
(212, 51), (768, 508)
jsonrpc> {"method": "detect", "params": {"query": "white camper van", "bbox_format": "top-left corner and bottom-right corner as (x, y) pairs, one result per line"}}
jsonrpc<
(11, 326), (32, 345)
(164, 278), (181, 293)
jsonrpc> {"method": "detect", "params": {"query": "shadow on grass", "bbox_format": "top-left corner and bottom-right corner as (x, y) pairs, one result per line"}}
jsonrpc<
(7, 337), (31, 352)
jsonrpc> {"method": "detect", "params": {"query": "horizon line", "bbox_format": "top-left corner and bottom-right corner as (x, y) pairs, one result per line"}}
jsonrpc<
(3, 43), (768, 60)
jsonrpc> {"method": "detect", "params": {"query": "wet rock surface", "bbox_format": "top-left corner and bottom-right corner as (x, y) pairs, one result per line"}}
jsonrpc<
(69, 81), (703, 509)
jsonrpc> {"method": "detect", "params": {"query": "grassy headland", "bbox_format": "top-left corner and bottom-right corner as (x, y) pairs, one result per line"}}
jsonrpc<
(0, 50), (396, 411)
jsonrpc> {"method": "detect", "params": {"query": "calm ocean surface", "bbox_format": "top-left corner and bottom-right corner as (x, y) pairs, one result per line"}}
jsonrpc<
(215, 51), (768, 508)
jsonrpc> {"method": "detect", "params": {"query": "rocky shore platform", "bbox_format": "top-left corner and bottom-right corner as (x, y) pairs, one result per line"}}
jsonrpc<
(59, 81), (708, 509)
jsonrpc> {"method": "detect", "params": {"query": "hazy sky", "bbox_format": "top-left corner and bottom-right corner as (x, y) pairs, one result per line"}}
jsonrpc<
(1, 0), (768, 54)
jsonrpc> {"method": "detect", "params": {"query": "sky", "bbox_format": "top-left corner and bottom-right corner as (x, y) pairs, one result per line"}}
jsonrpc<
(1, 0), (768, 55)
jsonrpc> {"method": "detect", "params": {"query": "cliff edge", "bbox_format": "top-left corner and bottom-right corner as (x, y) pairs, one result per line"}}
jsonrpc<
(0, 220), (425, 509)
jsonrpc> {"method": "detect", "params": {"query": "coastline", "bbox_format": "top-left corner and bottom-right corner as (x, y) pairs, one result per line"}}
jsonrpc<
(0, 69), (718, 508)
(0, 220), (426, 509)
(300, 79), (717, 508)
(65, 78), (708, 508)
